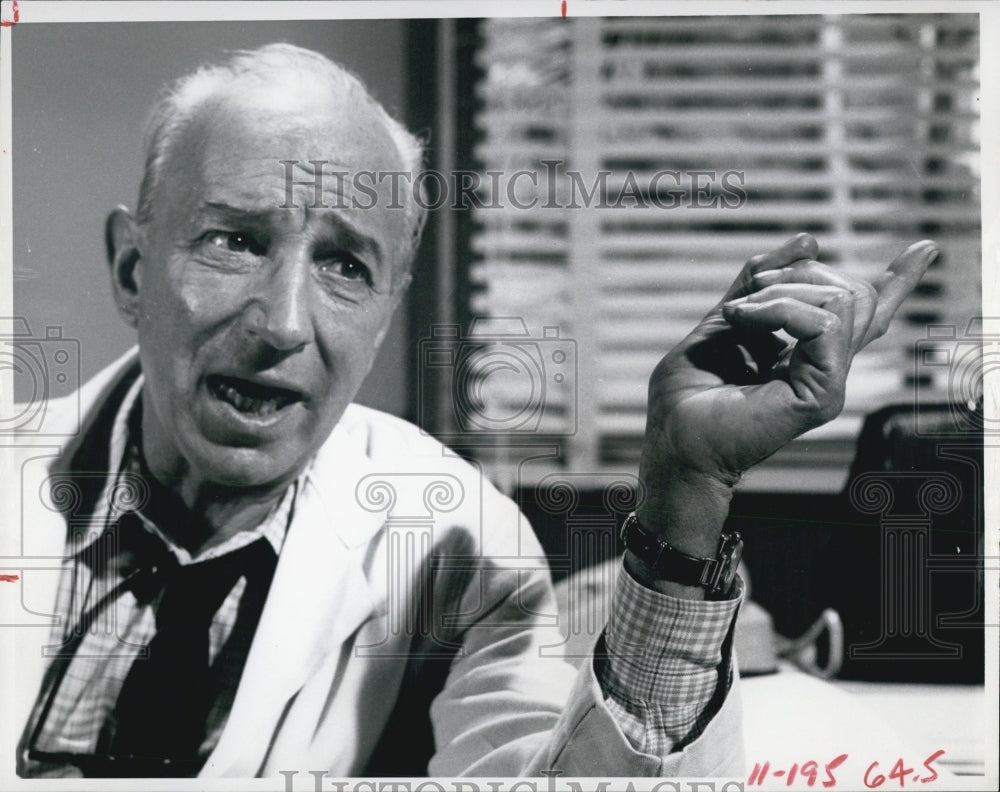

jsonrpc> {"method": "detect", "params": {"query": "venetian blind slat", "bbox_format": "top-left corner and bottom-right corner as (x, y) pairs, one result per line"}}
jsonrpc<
(463, 14), (980, 491)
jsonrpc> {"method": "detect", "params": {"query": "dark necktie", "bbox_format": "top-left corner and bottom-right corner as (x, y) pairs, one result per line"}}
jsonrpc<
(102, 515), (278, 771)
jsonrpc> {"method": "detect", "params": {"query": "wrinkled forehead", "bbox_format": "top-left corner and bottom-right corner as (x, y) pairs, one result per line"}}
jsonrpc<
(152, 82), (412, 264)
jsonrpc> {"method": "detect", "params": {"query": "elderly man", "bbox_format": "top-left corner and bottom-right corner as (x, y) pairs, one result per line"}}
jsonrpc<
(5, 43), (936, 779)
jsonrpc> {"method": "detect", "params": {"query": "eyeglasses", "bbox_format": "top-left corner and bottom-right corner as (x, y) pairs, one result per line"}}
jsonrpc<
(25, 748), (203, 778)
(21, 560), (203, 778)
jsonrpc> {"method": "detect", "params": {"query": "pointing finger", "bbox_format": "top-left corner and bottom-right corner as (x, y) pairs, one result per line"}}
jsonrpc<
(864, 240), (939, 347)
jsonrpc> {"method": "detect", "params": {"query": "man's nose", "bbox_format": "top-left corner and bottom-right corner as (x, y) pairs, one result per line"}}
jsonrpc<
(243, 255), (314, 351)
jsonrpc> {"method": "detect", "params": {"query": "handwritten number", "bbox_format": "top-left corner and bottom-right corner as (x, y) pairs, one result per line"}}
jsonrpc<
(921, 750), (944, 783)
(824, 754), (849, 788)
(748, 761), (770, 786)
(865, 762), (887, 789)
(751, 752), (940, 789)
(888, 758), (914, 787)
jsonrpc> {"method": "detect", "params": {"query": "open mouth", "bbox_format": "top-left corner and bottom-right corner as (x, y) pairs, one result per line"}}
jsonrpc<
(207, 374), (302, 418)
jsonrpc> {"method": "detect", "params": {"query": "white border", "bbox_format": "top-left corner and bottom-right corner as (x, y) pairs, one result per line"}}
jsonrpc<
(0, 2), (996, 791)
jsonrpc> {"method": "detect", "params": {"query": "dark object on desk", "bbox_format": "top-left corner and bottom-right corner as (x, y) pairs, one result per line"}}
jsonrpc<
(830, 402), (984, 683)
(520, 401), (984, 684)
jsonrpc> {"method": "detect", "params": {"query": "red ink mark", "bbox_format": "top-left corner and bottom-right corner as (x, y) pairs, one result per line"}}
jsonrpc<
(747, 761), (771, 786)
(889, 758), (915, 786)
(0, 574), (20, 583)
(864, 753), (942, 788)
(1, 0), (20, 27)
(561, 0), (567, 18)
(824, 753), (849, 787)
(865, 760), (887, 788)
(921, 750), (944, 784)
(752, 754), (848, 787)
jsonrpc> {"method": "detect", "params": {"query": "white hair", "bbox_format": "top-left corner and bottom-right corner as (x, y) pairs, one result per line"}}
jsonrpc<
(135, 42), (427, 271)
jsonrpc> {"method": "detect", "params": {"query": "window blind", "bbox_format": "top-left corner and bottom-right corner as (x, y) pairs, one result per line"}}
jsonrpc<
(457, 14), (981, 492)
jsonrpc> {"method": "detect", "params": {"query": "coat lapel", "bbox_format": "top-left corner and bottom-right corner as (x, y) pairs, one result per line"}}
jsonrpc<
(6, 347), (392, 778)
(7, 454), (75, 756)
(201, 418), (388, 777)
(7, 350), (143, 763)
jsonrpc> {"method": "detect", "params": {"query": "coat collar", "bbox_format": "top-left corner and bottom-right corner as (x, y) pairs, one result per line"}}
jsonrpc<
(53, 347), (390, 553)
(18, 348), (391, 777)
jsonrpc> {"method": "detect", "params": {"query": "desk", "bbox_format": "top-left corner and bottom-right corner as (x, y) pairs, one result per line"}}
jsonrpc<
(742, 668), (987, 788)
(830, 680), (986, 776)
(551, 559), (990, 786)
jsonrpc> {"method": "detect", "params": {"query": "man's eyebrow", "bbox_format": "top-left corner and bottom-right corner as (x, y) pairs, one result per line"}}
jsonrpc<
(199, 201), (386, 265)
(200, 201), (274, 229)
(318, 213), (385, 266)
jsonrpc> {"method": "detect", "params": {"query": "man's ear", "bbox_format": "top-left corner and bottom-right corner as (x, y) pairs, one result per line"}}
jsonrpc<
(106, 207), (143, 328)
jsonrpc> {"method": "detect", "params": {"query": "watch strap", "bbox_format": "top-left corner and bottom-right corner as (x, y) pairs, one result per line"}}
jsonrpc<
(620, 512), (742, 596)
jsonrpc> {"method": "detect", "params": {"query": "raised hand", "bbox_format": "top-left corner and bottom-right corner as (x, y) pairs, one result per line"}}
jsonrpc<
(633, 233), (939, 571)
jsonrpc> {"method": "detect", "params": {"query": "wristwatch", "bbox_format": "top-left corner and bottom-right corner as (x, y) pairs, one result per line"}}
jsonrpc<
(619, 511), (743, 597)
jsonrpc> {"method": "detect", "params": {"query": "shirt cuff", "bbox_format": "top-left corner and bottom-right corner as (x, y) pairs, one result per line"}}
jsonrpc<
(599, 560), (743, 753)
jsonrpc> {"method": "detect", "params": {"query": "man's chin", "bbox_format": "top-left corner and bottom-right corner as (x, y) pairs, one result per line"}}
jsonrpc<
(173, 395), (340, 491)
(192, 444), (310, 492)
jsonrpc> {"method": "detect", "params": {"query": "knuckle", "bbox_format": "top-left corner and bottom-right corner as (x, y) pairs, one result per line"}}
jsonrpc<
(747, 253), (768, 270)
(801, 388), (846, 427)
(828, 288), (854, 310)
(819, 392), (846, 423)
(818, 312), (842, 334)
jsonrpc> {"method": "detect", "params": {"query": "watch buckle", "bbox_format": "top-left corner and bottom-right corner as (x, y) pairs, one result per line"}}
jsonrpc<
(699, 532), (742, 594)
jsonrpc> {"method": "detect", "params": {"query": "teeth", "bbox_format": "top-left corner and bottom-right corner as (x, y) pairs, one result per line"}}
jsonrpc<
(214, 381), (286, 417)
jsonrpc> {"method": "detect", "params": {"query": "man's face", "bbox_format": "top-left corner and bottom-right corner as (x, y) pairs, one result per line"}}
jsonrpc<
(129, 85), (410, 493)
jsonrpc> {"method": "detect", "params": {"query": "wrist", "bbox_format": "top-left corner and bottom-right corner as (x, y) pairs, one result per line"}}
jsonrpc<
(621, 511), (743, 600)
(635, 466), (736, 557)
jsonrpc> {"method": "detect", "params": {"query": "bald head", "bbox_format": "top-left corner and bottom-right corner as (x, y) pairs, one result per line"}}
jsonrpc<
(135, 43), (426, 269)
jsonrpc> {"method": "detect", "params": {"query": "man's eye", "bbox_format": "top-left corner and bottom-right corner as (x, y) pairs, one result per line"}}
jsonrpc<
(317, 255), (373, 286)
(206, 231), (265, 256)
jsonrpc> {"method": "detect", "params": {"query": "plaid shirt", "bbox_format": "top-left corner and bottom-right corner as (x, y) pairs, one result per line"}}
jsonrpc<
(22, 375), (739, 775)
(602, 568), (742, 756)
(21, 378), (298, 778)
